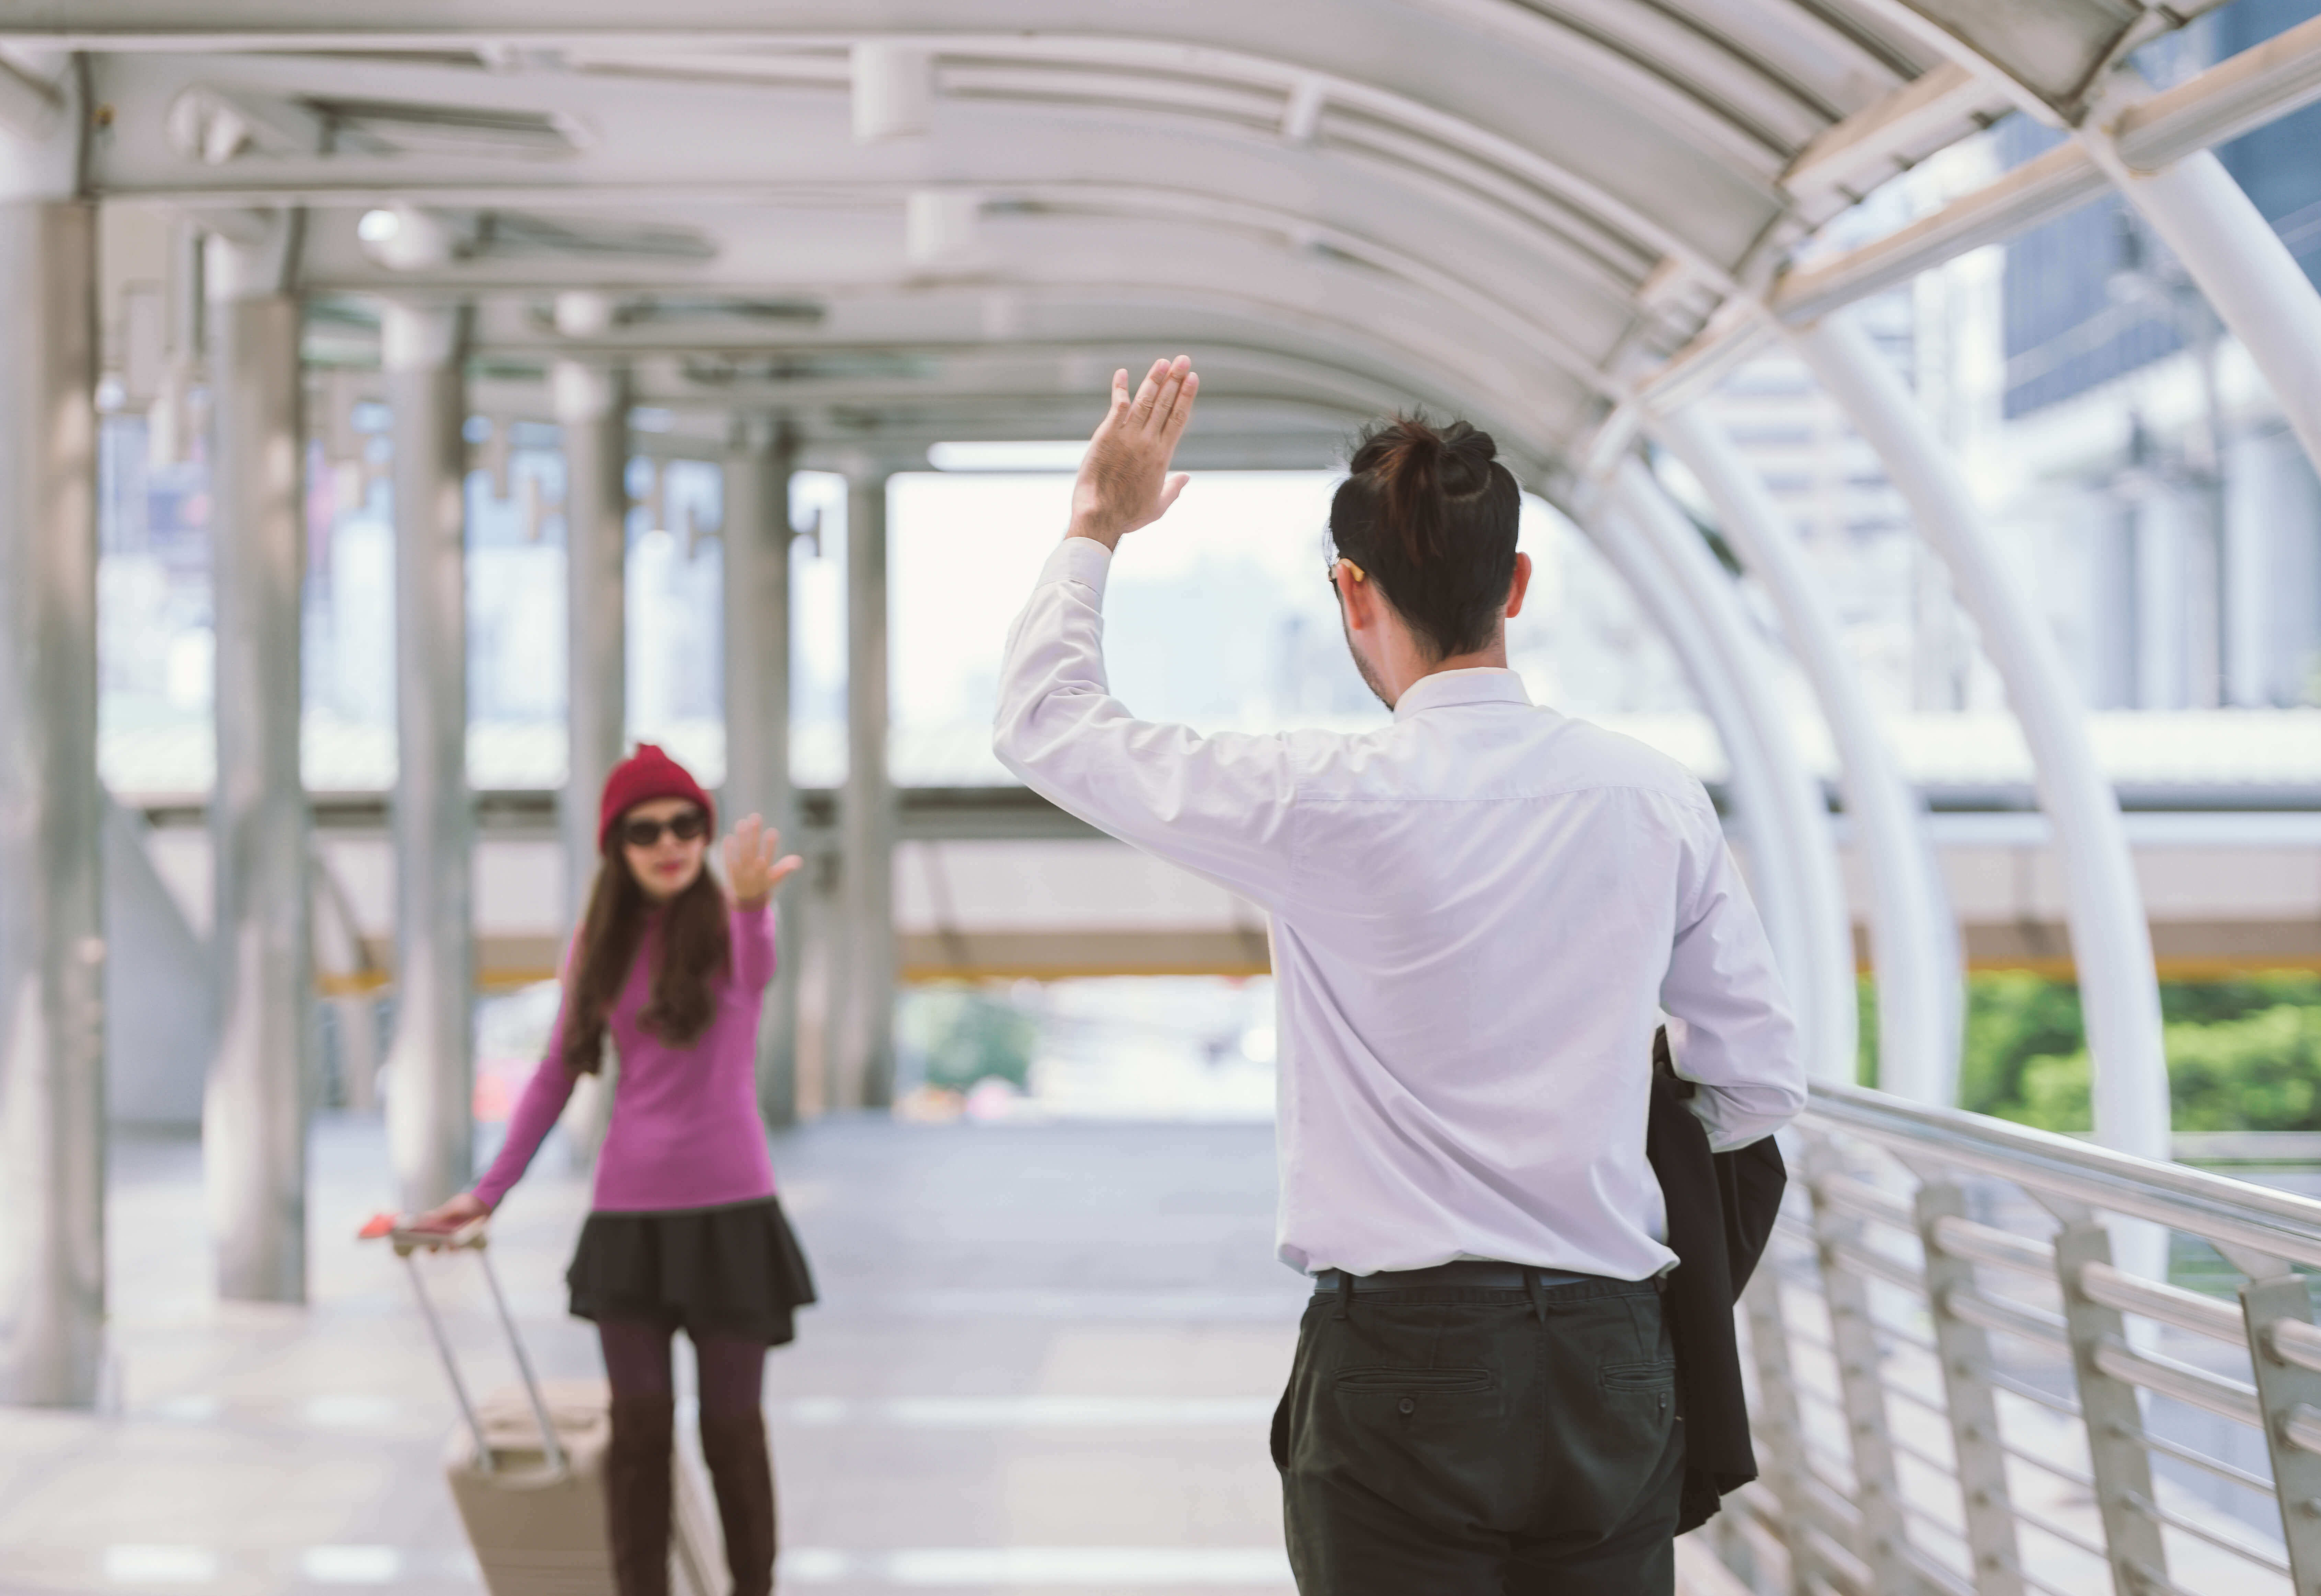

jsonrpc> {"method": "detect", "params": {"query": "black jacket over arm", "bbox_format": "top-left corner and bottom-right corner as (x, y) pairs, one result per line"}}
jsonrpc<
(1646, 1026), (1789, 1534)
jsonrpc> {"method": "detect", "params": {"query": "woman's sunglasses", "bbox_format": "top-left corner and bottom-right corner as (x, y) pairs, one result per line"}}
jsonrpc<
(619, 810), (708, 848)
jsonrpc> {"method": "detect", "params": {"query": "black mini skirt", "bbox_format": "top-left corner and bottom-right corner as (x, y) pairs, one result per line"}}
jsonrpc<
(566, 1195), (818, 1346)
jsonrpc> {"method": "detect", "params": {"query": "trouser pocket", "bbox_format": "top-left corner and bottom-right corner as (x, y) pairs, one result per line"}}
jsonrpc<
(1287, 1299), (1531, 1536)
(1533, 1293), (1679, 1541)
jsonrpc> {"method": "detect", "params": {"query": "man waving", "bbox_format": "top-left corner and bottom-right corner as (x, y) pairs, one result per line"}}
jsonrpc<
(994, 358), (1805, 1595)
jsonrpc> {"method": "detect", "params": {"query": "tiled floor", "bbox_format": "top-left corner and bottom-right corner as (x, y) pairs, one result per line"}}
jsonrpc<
(0, 1115), (1306, 1595)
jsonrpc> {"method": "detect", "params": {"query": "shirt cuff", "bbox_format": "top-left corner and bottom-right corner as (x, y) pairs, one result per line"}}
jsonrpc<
(1043, 535), (1114, 600)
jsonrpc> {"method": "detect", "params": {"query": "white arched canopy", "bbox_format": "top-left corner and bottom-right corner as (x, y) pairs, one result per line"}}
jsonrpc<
(36, 0), (2321, 1130)
(15, 0), (2321, 1396)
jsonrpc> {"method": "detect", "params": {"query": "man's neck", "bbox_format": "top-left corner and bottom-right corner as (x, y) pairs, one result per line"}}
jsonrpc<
(1380, 641), (1509, 709)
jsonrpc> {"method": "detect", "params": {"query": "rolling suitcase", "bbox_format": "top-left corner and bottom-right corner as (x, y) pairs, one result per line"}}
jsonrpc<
(367, 1216), (728, 1596)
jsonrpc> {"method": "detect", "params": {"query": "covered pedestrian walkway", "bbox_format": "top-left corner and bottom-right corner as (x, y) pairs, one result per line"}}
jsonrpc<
(1, 1112), (1305, 1594)
(12, 3), (2321, 1592)
(16, 1101), (2321, 1596)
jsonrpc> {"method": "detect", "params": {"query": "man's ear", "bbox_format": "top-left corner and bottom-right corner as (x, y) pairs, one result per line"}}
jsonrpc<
(1504, 551), (1533, 621)
(1338, 566), (1378, 632)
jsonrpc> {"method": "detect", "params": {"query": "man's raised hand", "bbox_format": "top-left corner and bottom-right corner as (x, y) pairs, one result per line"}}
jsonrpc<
(1067, 355), (1199, 550)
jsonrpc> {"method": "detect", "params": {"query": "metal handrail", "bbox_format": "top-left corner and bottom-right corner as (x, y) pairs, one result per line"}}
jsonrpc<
(1715, 1084), (2321, 1596)
(2076, 1260), (2247, 1342)
(2089, 1335), (2261, 1427)
(1807, 1080), (2321, 1269)
(2270, 1315), (2321, 1374)
(1928, 1213), (2057, 1277)
(1940, 1282), (2069, 1348)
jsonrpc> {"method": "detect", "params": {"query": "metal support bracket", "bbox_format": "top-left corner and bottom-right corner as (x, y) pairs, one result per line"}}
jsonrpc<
(2242, 1273), (2321, 1594)
(1742, 1254), (1818, 1594)
(2054, 1222), (2169, 1595)
(1806, 1142), (1914, 1591)
(1916, 1181), (2025, 1596)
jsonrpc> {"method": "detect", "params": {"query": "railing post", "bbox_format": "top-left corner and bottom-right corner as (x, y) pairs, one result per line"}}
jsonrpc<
(1806, 1146), (1914, 1590)
(1915, 1182), (2023, 1595)
(1741, 1260), (1815, 1593)
(2240, 1271), (2321, 1594)
(2052, 1221), (2169, 1595)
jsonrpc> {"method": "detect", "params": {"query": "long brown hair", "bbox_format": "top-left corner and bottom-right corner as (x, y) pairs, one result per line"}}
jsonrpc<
(560, 834), (733, 1076)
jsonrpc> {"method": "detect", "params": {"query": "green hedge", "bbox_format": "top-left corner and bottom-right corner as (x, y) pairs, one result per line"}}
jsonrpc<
(899, 984), (1040, 1092)
(1861, 972), (2321, 1134)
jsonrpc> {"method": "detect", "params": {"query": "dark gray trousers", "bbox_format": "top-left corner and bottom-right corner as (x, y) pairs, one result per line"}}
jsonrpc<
(1272, 1274), (1685, 1595)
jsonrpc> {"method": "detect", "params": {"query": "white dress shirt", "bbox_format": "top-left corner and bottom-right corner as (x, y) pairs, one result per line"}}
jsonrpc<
(993, 537), (1807, 1281)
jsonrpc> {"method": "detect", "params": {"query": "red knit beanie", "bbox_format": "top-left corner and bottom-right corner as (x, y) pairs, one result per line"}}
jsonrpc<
(598, 743), (716, 852)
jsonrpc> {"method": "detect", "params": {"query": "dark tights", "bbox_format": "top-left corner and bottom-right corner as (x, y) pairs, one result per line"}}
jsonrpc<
(598, 1318), (775, 1596)
(598, 1316), (767, 1418)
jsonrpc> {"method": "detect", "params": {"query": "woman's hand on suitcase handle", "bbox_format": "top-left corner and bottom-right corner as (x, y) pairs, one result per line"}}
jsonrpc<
(412, 1191), (489, 1235)
(724, 814), (804, 910)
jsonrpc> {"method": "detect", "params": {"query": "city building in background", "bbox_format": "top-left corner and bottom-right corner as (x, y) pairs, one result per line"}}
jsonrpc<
(1690, 0), (2321, 724)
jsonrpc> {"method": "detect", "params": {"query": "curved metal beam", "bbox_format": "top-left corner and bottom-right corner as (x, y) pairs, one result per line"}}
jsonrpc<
(320, 247), (1590, 429)
(440, 264), (1589, 478)
(275, 187), (1625, 410)
(2080, 135), (2321, 487)
(1606, 463), (1858, 1085)
(1573, 503), (1810, 1051)
(1652, 405), (1960, 1104)
(1792, 309), (2170, 1164)
(1830, 0), (2321, 488)
(1400, 0), (1834, 166)
(50, 17), (1785, 280)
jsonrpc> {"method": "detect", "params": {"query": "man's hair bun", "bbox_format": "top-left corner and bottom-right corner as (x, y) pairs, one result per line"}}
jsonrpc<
(1329, 412), (1521, 659)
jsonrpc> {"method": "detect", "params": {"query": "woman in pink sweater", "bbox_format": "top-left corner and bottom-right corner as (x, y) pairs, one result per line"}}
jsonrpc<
(417, 743), (812, 1596)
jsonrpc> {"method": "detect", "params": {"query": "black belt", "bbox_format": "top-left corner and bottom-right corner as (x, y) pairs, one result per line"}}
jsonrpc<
(1311, 1260), (1602, 1294)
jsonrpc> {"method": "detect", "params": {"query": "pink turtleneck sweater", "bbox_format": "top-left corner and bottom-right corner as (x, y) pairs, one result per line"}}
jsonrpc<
(474, 904), (779, 1214)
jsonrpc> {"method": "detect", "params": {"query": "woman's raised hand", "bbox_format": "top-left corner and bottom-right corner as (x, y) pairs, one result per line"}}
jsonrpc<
(1067, 355), (1199, 551)
(724, 813), (805, 909)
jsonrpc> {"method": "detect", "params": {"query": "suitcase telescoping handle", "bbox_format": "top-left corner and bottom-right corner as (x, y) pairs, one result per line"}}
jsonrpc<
(358, 1215), (568, 1477)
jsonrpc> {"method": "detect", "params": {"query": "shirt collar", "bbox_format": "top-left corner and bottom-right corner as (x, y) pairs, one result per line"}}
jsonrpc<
(1391, 667), (1535, 722)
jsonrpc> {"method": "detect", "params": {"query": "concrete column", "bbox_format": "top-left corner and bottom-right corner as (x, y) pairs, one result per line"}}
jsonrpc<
(381, 303), (474, 1212)
(0, 197), (104, 1406)
(794, 852), (839, 1119)
(722, 422), (800, 1125)
(202, 227), (310, 1300)
(553, 359), (628, 928)
(838, 468), (896, 1110)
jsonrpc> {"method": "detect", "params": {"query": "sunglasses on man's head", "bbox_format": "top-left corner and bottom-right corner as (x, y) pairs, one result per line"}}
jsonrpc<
(619, 810), (708, 848)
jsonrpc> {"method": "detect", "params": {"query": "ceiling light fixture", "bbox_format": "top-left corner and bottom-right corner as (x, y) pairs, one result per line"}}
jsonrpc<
(927, 440), (1089, 472)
